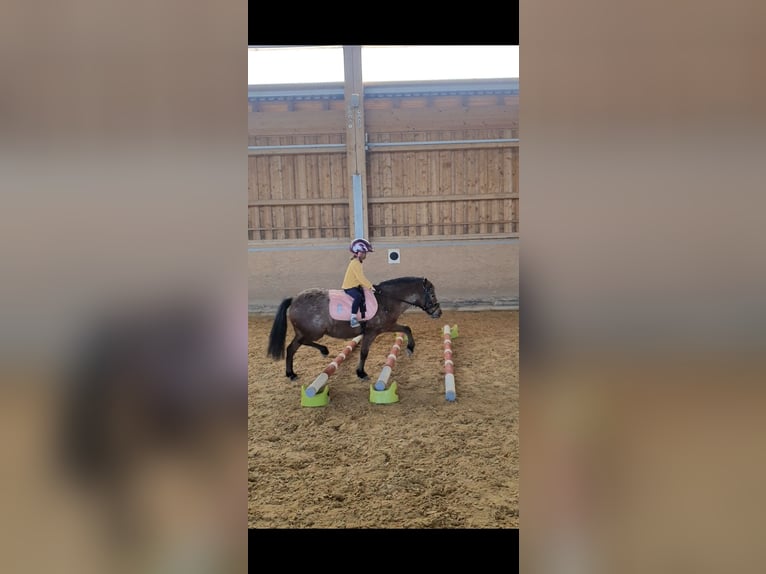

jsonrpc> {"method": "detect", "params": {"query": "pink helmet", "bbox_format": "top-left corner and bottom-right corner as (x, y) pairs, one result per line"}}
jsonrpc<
(349, 238), (374, 254)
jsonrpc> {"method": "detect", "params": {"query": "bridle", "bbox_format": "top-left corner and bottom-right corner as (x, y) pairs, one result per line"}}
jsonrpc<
(377, 283), (441, 316)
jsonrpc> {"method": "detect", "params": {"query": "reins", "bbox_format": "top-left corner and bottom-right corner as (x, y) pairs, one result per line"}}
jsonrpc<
(377, 290), (425, 310)
(375, 286), (439, 314)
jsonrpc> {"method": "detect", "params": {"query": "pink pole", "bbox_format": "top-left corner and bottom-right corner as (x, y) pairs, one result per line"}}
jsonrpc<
(305, 335), (363, 397)
(374, 334), (405, 391)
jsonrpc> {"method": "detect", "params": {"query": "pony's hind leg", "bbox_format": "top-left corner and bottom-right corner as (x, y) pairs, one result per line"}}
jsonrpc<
(284, 335), (303, 380)
(303, 341), (329, 356)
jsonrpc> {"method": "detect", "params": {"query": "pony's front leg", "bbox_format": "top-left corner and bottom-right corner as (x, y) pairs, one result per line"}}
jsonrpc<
(355, 335), (376, 380)
(391, 324), (415, 356)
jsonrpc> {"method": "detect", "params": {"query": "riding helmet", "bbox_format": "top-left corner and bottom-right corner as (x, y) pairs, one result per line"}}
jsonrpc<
(349, 238), (374, 254)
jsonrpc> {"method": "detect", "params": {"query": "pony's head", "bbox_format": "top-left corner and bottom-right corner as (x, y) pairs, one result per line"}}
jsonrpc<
(375, 276), (442, 318)
(422, 278), (442, 318)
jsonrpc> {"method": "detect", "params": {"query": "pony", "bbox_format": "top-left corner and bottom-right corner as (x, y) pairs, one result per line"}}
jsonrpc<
(267, 276), (442, 380)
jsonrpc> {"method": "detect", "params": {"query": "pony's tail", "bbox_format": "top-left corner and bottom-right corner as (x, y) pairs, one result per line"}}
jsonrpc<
(267, 298), (293, 360)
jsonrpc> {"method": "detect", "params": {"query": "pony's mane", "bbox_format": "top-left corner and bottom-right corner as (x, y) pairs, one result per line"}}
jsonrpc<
(377, 276), (426, 288)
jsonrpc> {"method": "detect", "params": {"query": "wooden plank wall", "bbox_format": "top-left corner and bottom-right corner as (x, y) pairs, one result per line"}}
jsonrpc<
(248, 99), (349, 240)
(248, 88), (519, 241)
(366, 93), (518, 239)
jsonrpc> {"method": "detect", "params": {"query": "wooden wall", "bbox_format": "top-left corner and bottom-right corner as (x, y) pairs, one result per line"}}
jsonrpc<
(248, 80), (519, 243)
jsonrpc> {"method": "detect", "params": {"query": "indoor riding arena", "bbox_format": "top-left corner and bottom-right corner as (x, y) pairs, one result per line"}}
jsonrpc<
(248, 47), (519, 528)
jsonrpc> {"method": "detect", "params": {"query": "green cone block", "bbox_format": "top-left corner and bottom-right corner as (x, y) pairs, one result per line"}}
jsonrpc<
(301, 384), (330, 407)
(369, 380), (399, 404)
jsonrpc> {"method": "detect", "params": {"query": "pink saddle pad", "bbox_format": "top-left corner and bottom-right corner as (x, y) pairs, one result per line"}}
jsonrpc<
(328, 288), (378, 321)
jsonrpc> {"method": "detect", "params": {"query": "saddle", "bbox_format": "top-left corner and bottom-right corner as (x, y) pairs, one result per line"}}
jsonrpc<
(328, 288), (378, 321)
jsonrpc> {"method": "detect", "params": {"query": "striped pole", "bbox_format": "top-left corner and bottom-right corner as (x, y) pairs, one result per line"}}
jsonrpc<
(305, 335), (363, 397)
(374, 334), (405, 391)
(443, 325), (456, 401)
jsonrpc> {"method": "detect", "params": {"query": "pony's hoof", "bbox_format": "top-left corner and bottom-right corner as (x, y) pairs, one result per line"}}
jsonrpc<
(406, 349), (414, 357)
(287, 373), (298, 381)
(357, 371), (369, 380)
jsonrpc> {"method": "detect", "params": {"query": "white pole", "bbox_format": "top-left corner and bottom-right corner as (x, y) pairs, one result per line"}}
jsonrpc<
(443, 325), (456, 401)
